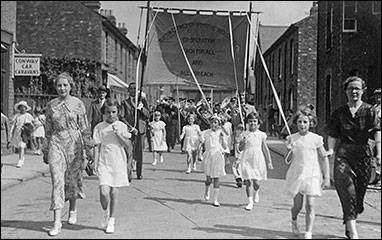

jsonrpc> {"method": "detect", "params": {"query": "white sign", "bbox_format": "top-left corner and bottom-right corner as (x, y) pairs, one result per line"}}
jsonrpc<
(14, 54), (41, 76)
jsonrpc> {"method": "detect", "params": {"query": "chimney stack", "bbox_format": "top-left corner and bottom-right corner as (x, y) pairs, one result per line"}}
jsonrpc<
(106, 9), (117, 25)
(310, 1), (318, 15)
(118, 22), (128, 36)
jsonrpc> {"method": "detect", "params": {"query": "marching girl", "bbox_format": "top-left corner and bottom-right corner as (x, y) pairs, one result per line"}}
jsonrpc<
(200, 114), (227, 207)
(93, 99), (132, 234)
(285, 107), (330, 239)
(149, 111), (168, 166)
(239, 112), (273, 211)
(179, 113), (202, 173)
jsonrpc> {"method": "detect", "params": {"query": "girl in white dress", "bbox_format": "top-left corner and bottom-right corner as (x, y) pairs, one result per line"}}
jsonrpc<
(179, 114), (202, 173)
(239, 112), (273, 211)
(149, 111), (168, 166)
(93, 99), (132, 234)
(10, 101), (34, 168)
(285, 107), (330, 239)
(200, 115), (227, 207)
(32, 107), (46, 155)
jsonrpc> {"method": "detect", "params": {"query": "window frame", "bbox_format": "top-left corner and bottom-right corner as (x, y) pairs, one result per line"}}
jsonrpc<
(343, 1), (358, 33)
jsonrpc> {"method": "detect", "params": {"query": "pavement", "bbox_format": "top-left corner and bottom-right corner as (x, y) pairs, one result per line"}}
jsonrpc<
(1, 137), (381, 239)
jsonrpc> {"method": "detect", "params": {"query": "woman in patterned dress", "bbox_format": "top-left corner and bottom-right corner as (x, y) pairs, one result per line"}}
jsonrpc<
(42, 72), (93, 236)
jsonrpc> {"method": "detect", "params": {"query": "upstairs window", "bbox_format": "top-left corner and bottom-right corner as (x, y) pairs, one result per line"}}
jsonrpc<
(326, 2), (333, 50)
(343, 1), (357, 32)
(373, 1), (381, 14)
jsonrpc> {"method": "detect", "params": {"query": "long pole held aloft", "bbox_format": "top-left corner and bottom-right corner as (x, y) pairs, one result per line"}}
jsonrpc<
(244, 1), (252, 100)
(139, 0), (150, 101)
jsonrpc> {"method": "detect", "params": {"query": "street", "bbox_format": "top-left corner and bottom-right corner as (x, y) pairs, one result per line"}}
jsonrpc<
(1, 141), (381, 239)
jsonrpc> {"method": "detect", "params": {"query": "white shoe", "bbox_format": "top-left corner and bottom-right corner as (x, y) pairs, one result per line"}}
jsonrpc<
(213, 201), (220, 207)
(68, 211), (77, 225)
(245, 202), (253, 211)
(48, 222), (62, 236)
(192, 163), (197, 170)
(16, 158), (24, 168)
(105, 218), (115, 233)
(160, 156), (164, 163)
(254, 191), (260, 203)
(186, 167), (191, 174)
(151, 160), (157, 166)
(291, 220), (300, 235)
(304, 232), (312, 239)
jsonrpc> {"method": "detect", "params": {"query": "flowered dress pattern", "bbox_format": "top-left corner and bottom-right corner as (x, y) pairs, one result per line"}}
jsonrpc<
(44, 97), (92, 211)
(201, 129), (226, 178)
(240, 130), (268, 180)
(285, 132), (324, 197)
(150, 120), (168, 151)
(93, 121), (130, 187)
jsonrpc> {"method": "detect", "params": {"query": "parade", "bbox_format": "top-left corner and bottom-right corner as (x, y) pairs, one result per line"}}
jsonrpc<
(1, 1), (381, 239)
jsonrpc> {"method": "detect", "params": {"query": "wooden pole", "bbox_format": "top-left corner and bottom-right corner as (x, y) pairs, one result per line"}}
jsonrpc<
(139, 1), (150, 100)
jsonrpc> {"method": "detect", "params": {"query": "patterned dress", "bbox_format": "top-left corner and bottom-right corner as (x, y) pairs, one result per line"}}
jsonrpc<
(43, 96), (92, 211)
(10, 112), (34, 148)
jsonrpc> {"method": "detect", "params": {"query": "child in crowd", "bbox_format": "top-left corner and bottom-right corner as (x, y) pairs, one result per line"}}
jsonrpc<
(239, 112), (273, 211)
(232, 123), (244, 188)
(32, 107), (46, 155)
(200, 115), (227, 207)
(221, 114), (232, 165)
(179, 114), (202, 173)
(149, 111), (168, 166)
(93, 99), (132, 234)
(10, 101), (34, 168)
(285, 107), (330, 239)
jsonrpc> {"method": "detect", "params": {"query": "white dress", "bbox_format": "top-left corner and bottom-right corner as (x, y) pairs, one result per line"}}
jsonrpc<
(10, 112), (34, 148)
(181, 124), (201, 151)
(222, 121), (232, 153)
(285, 132), (324, 197)
(240, 130), (268, 180)
(150, 120), (168, 151)
(201, 129), (226, 178)
(93, 120), (131, 187)
(32, 115), (45, 138)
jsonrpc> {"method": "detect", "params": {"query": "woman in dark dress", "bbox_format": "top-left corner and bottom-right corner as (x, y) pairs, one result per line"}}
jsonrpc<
(324, 76), (381, 239)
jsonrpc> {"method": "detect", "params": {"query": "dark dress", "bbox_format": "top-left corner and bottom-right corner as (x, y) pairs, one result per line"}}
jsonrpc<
(324, 102), (380, 223)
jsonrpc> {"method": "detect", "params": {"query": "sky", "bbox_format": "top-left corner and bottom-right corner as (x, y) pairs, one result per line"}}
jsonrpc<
(100, 1), (315, 47)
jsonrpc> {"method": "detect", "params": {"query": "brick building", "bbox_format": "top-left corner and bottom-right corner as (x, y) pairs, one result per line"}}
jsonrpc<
(316, 1), (381, 135)
(253, 2), (318, 132)
(1, 1), (17, 117)
(15, 1), (142, 105)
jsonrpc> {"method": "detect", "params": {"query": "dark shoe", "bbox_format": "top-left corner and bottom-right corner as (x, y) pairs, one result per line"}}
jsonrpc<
(137, 176), (143, 180)
(236, 178), (243, 188)
(128, 177), (132, 183)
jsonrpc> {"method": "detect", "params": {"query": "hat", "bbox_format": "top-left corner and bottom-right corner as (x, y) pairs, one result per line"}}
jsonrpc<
(374, 88), (381, 95)
(14, 100), (31, 112)
(98, 85), (108, 93)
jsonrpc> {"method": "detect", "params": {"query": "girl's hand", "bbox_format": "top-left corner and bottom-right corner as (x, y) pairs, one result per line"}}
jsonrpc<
(322, 178), (331, 189)
(268, 161), (274, 170)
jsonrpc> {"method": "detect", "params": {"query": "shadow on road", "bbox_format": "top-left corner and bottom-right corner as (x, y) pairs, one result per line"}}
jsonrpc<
(1, 219), (103, 234)
(192, 224), (340, 239)
(143, 196), (244, 209)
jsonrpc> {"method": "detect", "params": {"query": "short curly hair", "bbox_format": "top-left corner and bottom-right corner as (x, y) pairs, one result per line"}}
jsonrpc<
(292, 106), (318, 128)
(342, 76), (366, 91)
(54, 72), (74, 88)
(245, 112), (262, 124)
(100, 99), (120, 114)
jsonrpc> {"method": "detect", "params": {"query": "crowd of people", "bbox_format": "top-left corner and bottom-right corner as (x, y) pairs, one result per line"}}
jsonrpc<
(0, 72), (380, 239)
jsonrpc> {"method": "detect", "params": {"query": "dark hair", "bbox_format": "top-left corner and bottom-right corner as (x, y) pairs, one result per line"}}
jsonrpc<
(100, 99), (120, 114)
(245, 112), (262, 124)
(292, 106), (318, 128)
(342, 76), (366, 91)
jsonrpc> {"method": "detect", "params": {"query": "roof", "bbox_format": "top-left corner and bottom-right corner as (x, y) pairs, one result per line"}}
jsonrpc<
(258, 24), (288, 53)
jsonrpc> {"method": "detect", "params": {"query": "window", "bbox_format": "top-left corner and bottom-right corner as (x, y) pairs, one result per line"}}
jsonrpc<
(343, 1), (357, 32)
(373, 1), (381, 14)
(325, 75), (332, 123)
(114, 39), (118, 70)
(1, 42), (10, 115)
(105, 32), (108, 64)
(326, 2), (333, 50)
(289, 39), (294, 75)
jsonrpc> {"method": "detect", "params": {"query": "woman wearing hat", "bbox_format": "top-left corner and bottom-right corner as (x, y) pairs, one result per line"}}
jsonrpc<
(42, 72), (93, 236)
(9, 100), (34, 168)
